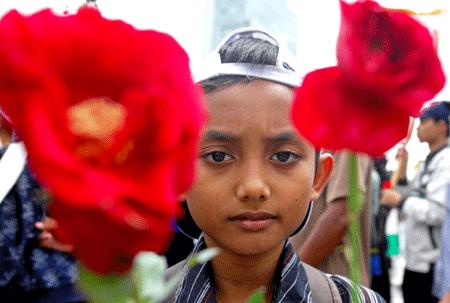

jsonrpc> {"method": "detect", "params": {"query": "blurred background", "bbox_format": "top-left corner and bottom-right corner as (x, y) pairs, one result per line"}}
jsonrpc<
(2, 0), (448, 178)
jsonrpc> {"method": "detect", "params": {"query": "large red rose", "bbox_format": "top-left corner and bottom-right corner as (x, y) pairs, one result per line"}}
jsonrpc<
(50, 197), (174, 274)
(337, 0), (445, 116)
(292, 67), (410, 156)
(0, 8), (205, 273)
(292, 0), (445, 156)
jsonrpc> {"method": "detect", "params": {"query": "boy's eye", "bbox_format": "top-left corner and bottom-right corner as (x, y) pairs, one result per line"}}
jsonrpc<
(270, 151), (300, 164)
(202, 151), (233, 163)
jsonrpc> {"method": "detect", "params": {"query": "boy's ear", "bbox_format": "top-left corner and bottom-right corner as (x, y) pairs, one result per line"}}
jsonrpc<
(178, 193), (187, 202)
(311, 153), (334, 200)
(437, 119), (448, 135)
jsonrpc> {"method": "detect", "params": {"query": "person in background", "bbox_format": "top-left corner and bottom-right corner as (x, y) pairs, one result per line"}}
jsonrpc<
(0, 140), (86, 303)
(369, 155), (393, 302)
(382, 101), (450, 303)
(290, 151), (374, 288)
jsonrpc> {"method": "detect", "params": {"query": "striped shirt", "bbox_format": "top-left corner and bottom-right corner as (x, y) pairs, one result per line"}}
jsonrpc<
(173, 237), (386, 302)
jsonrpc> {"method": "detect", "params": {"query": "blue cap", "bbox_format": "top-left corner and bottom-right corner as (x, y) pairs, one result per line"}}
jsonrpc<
(420, 101), (450, 126)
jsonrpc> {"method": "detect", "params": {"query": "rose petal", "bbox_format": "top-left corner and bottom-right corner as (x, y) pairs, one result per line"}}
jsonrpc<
(0, 8), (205, 273)
(51, 201), (173, 274)
(292, 67), (410, 156)
(338, 0), (445, 116)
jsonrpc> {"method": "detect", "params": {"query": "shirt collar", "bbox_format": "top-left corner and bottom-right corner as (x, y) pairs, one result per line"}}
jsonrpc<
(174, 236), (311, 303)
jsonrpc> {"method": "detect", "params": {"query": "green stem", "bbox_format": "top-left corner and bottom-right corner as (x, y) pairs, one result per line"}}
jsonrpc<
(348, 153), (362, 303)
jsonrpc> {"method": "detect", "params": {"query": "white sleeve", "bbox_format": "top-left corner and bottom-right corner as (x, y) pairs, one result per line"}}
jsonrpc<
(0, 142), (27, 204)
(402, 196), (445, 225)
(403, 152), (450, 226)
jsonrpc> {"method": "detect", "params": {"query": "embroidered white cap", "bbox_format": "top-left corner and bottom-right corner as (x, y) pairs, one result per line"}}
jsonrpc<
(193, 27), (302, 87)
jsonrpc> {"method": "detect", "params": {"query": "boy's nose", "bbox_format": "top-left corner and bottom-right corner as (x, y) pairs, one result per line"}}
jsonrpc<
(236, 166), (271, 202)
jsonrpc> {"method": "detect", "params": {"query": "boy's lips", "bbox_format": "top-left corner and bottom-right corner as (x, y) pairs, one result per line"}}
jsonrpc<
(229, 211), (277, 232)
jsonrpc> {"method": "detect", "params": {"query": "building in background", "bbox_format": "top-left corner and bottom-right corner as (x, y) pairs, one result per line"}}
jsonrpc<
(204, 0), (299, 56)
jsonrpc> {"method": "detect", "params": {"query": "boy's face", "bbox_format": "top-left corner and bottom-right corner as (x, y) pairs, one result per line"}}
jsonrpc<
(185, 80), (332, 257)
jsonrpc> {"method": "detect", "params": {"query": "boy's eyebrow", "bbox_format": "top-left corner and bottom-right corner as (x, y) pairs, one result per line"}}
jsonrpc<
(268, 131), (300, 143)
(203, 130), (239, 142)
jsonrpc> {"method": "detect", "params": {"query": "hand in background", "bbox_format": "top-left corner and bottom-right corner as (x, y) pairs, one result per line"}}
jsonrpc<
(390, 145), (409, 187)
(35, 217), (74, 253)
(395, 145), (409, 161)
(439, 291), (450, 303)
(380, 188), (402, 207)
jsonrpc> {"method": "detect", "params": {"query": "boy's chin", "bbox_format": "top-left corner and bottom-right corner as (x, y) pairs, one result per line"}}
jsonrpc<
(206, 234), (287, 258)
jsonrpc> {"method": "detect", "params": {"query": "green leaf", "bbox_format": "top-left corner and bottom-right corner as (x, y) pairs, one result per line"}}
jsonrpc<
(187, 247), (220, 267)
(160, 248), (220, 301)
(132, 252), (168, 302)
(245, 288), (265, 303)
(80, 248), (220, 303)
(158, 248), (220, 301)
(79, 266), (133, 303)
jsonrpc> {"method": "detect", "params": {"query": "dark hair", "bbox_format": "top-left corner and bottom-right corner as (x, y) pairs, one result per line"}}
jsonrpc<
(201, 38), (280, 93)
(420, 101), (450, 137)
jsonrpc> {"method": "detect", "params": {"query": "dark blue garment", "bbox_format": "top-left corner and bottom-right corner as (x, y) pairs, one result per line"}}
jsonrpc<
(0, 149), (85, 302)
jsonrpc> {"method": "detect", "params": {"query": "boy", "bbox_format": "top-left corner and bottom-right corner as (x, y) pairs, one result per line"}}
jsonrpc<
(167, 28), (385, 303)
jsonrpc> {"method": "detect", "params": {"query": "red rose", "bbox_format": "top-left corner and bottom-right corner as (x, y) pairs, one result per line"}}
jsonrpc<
(51, 198), (174, 274)
(292, 67), (409, 156)
(337, 0), (445, 116)
(292, 0), (445, 156)
(0, 8), (205, 273)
